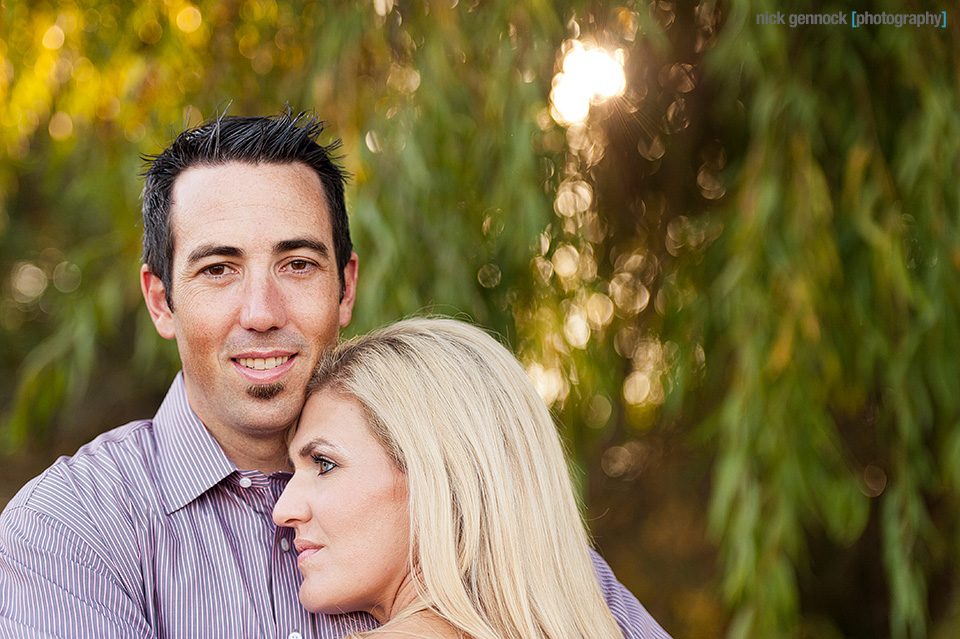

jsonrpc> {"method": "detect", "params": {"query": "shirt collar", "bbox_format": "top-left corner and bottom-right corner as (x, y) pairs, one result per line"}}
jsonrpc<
(154, 372), (237, 515)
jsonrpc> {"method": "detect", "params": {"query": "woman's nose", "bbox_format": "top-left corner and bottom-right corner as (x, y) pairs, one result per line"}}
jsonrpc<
(273, 475), (310, 528)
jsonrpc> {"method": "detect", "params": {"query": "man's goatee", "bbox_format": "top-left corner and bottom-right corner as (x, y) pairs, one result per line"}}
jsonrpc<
(246, 382), (285, 400)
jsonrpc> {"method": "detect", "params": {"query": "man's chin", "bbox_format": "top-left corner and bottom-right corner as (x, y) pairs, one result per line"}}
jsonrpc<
(246, 382), (285, 401)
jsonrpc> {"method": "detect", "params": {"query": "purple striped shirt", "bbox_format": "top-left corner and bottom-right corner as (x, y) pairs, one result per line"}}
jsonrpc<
(0, 374), (671, 639)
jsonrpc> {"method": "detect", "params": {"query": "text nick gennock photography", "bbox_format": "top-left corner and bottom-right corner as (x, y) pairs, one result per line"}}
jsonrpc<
(756, 10), (947, 28)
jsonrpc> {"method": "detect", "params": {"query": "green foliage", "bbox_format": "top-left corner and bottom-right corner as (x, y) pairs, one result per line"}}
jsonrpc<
(0, 0), (567, 445)
(675, 0), (960, 636)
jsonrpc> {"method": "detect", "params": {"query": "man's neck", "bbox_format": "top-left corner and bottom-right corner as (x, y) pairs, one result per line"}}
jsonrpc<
(180, 378), (294, 475)
(217, 434), (290, 475)
(189, 404), (291, 475)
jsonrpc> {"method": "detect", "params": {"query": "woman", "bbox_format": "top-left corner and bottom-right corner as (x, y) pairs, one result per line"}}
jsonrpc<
(273, 318), (625, 639)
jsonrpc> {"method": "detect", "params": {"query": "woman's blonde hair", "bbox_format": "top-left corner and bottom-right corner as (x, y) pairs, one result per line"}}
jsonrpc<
(307, 317), (623, 639)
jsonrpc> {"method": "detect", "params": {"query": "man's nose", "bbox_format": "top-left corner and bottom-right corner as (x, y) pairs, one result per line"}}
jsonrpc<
(239, 273), (287, 332)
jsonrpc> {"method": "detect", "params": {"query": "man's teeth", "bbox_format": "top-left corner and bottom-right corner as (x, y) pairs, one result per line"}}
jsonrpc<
(237, 356), (291, 370)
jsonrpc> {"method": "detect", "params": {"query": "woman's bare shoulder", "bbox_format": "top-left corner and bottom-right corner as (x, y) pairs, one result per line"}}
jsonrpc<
(368, 611), (467, 639)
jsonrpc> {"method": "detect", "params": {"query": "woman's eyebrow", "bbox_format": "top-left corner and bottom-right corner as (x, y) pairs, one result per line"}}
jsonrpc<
(297, 436), (340, 460)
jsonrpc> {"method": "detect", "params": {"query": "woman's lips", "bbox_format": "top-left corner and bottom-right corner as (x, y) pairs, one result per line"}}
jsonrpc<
(295, 541), (323, 568)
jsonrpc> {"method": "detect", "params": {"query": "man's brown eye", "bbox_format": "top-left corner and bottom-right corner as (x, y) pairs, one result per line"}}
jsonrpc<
(290, 260), (308, 270)
(207, 265), (226, 276)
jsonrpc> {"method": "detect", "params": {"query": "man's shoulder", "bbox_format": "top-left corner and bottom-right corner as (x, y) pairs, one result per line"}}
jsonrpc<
(3, 419), (163, 526)
(0, 420), (171, 632)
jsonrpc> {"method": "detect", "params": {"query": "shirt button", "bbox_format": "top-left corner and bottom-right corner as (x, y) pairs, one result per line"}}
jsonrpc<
(287, 632), (302, 639)
(280, 538), (291, 552)
(239, 477), (253, 488)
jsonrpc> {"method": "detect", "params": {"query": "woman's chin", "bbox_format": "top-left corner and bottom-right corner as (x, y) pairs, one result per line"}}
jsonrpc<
(299, 589), (359, 617)
(299, 590), (331, 615)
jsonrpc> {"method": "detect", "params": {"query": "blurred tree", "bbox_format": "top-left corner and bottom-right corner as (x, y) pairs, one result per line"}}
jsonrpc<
(532, 0), (959, 637)
(0, 0), (565, 443)
(3, 0), (959, 638)
(682, 2), (959, 637)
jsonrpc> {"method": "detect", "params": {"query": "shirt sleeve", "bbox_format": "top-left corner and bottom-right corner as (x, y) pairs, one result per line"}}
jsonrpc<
(589, 549), (672, 639)
(0, 504), (157, 639)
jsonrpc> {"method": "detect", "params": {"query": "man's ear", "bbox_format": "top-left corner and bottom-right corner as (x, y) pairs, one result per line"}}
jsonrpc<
(338, 251), (359, 328)
(141, 265), (175, 340)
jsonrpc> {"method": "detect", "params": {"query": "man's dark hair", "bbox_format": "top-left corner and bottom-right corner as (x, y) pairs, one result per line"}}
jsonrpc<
(141, 110), (352, 310)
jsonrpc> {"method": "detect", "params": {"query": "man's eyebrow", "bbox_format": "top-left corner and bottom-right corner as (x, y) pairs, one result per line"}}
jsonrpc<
(187, 244), (244, 265)
(274, 238), (330, 257)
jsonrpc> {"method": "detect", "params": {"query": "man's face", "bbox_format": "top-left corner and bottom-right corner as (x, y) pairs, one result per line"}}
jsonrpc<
(142, 161), (357, 443)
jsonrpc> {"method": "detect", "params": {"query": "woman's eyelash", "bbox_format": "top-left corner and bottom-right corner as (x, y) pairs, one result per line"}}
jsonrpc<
(311, 454), (337, 474)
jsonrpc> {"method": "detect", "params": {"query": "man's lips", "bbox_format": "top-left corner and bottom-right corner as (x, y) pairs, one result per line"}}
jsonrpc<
(236, 355), (292, 370)
(231, 352), (297, 382)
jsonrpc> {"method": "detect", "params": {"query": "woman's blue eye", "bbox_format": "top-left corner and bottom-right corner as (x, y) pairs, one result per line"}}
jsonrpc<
(311, 455), (336, 475)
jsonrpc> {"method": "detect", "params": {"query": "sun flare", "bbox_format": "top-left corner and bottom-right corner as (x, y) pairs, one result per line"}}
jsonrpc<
(550, 41), (626, 126)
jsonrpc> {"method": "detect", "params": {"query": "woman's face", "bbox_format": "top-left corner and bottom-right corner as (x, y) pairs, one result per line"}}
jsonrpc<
(273, 390), (410, 618)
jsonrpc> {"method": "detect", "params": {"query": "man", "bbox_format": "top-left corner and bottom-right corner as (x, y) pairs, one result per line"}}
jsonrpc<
(0, 112), (670, 639)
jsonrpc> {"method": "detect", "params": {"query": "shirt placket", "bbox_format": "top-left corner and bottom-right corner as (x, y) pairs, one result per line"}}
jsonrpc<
(227, 470), (286, 639)
(268, 475), (316, 639)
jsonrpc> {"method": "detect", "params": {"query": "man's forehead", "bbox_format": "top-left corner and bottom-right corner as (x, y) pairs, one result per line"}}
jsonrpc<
(170, 160), (327, 205)
(167, 160), (333, 251)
